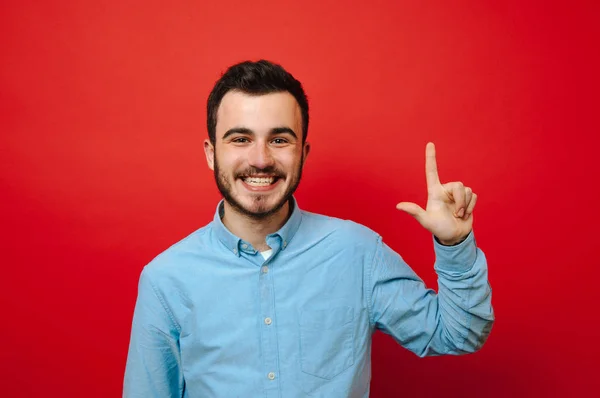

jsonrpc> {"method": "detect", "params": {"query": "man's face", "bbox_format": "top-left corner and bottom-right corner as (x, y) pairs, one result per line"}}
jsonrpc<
(204, 91), (310, 219)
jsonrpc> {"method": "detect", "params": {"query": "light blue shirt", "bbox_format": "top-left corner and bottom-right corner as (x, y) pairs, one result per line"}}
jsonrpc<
(124, 198), (494, 398)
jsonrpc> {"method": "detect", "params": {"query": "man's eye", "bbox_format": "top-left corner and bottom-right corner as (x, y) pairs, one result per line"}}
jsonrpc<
(233, 137), (249, 143)
(272, 138), (288, 144)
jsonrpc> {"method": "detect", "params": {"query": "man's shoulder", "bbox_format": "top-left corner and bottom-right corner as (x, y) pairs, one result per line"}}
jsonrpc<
(141, 223), (213, 277)
(299, 209), (381, 243)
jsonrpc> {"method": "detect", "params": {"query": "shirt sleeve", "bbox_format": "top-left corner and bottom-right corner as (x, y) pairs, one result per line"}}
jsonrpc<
(123, 268), (185, 397)
(366, 231), (494, 357)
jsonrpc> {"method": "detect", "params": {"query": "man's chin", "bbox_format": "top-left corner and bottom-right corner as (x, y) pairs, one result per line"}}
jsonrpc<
(242, 202), (283, 219)
(231, 196), (289, 219)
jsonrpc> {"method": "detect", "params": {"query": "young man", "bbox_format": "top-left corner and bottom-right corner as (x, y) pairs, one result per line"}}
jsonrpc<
(123, 60), (494, 397)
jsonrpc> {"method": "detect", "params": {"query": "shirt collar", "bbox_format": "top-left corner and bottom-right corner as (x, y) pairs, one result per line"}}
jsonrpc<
(212, 196), (303, 257)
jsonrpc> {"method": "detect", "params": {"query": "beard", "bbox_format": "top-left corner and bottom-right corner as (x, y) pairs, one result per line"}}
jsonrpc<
(213, 155), (304, 220)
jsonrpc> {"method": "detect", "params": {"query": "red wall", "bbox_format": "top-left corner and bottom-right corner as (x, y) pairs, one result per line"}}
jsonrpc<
(1, 1), (598, 397)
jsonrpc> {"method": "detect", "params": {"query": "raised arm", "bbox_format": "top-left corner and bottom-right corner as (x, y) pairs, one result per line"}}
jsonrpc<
(367, 142), (494, 355)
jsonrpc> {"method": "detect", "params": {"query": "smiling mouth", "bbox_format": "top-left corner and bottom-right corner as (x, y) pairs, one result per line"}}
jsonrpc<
(241, 176), (280, 187)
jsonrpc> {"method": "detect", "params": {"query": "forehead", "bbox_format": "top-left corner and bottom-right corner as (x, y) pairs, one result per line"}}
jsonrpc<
(216, 91), (302, 135)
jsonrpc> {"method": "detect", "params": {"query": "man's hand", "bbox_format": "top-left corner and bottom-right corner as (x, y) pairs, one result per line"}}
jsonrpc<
(396, 142), (476, 245)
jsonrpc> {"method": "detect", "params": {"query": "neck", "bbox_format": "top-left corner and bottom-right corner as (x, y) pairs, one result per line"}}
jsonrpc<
(221, 200), (291, 251)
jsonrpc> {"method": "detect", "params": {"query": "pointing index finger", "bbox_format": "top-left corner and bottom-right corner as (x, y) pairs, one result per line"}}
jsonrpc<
(425, 142), (440, 189)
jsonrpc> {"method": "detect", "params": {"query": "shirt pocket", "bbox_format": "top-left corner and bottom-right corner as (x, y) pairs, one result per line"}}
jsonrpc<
(299, 306), (355, 380)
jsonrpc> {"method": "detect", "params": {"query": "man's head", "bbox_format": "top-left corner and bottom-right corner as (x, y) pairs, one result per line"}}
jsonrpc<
(204, 60), (311, 219)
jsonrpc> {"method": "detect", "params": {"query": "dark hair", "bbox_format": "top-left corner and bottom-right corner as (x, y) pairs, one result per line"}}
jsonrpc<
(206, 60), (309, 145)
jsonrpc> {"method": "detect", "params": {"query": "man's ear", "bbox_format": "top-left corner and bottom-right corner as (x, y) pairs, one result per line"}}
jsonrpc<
(303, 141), (311, 160)
(204, 139), (215, 171)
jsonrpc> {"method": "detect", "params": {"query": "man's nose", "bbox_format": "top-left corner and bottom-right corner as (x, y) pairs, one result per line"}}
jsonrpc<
(247, 141), (274, 169)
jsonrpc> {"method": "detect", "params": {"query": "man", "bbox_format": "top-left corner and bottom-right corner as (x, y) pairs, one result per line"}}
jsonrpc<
(123, 60), (494, 398)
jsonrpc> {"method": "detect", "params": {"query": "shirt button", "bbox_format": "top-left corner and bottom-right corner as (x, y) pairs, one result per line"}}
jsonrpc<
(283, 241), (287, 248)
(233, 248), (238, 254)
(267, 372), (276, 380)
(242, 243), (248, 249)
(264, 317), (272, 325)
(261, 266), (268, 273)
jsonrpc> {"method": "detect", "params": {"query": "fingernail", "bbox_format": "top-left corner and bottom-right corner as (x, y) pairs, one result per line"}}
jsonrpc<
(458, 208), (465, 218)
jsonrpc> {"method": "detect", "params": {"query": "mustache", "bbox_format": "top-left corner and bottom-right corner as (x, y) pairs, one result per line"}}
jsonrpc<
(236, 166), (285, 178)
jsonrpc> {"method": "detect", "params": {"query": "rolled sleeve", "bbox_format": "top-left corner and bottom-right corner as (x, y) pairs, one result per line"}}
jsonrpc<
(368, 231), (494, 357)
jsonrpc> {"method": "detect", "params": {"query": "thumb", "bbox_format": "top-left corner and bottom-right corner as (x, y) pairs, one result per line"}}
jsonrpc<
(396, 202), (426, 220)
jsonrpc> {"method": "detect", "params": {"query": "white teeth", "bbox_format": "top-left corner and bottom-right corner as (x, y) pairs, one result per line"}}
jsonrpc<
(243, 177), (275, 186)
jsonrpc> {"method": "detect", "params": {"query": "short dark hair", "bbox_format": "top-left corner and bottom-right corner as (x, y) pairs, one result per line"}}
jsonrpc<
(206, 60), (309, 145)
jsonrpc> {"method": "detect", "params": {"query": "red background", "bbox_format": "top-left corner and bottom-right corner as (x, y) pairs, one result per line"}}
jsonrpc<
(1, 1), (599, 397)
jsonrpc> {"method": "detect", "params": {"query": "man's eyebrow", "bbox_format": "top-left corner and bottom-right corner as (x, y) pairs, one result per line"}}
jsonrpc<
(270, 127), (297, 139)
(222, 127), (253, 140)
(222, 127), (298, 140)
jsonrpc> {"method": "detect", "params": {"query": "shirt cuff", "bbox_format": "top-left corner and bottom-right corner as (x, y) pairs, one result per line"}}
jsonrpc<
(432, 231), (477, 273)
